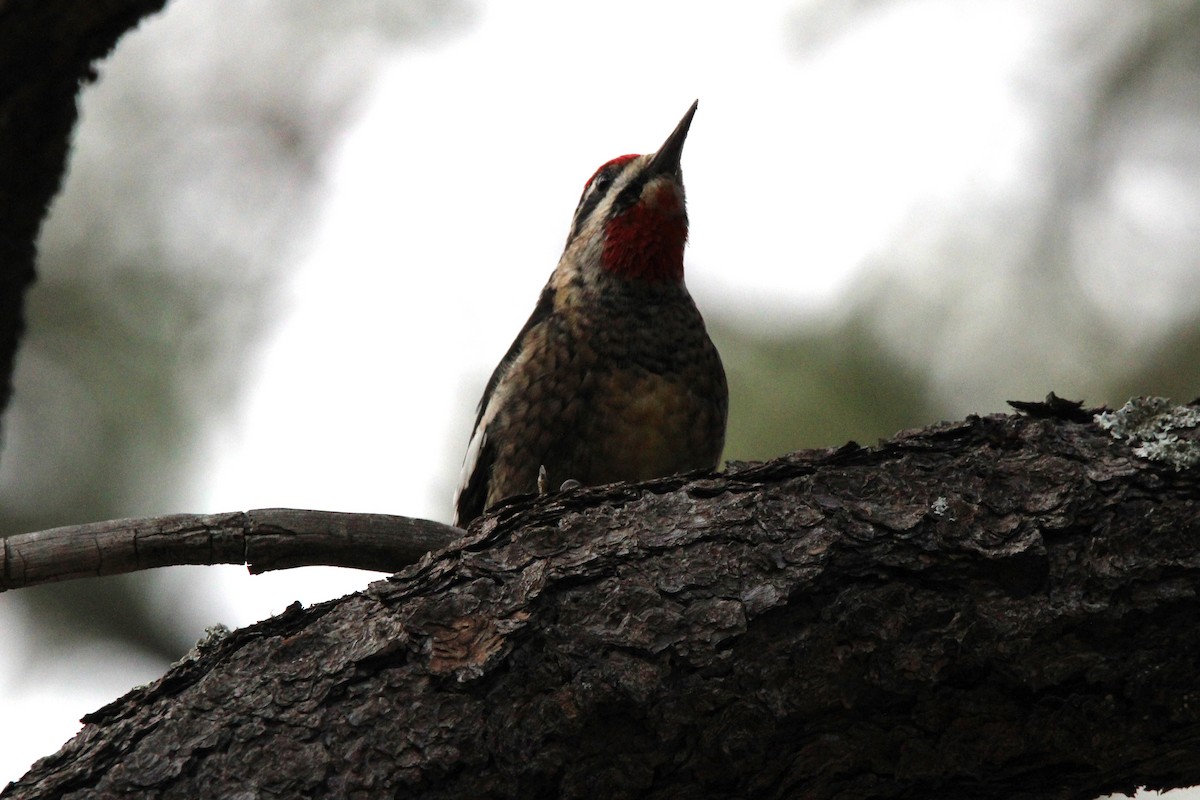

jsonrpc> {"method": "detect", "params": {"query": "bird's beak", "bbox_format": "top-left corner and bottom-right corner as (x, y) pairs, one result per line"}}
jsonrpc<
(646, 100), (698, 180)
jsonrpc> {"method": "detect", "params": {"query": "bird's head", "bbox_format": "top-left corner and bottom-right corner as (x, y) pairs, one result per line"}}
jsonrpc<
(561, 101), (697, 285)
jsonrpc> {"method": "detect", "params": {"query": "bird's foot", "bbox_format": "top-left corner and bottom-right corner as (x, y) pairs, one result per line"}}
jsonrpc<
(538, 465), (581, 495)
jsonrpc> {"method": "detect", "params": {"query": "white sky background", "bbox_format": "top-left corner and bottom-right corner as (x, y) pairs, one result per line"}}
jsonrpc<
(2, 1), (1196, 794)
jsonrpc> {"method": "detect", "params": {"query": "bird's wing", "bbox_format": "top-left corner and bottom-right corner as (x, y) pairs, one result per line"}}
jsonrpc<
(453, 282), (556, 526)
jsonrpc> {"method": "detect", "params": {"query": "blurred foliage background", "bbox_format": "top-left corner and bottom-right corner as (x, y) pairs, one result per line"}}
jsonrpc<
(2, 0), (1199, 788)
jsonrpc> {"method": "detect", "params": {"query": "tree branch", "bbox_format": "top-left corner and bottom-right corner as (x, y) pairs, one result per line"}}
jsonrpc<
(0, 508), (465, 590)
(0, 0), (170, 437)
(5, 403), (1200, 799)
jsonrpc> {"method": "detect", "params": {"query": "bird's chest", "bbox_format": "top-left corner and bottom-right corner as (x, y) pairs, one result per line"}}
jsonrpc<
(568, 367), (700, 484)
(572, 293), (702, 375)
(563, 298), (716, 471)
(520, 294), (723, 486)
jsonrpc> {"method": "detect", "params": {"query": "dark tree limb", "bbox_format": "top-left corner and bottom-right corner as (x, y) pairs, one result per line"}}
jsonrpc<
(0, 0), (169, 438)
(0, 509), (465, 590)
(6, 404), (1200, 800)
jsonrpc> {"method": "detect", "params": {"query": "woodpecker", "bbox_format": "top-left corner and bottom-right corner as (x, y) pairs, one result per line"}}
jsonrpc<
(453, 100), (727, 526)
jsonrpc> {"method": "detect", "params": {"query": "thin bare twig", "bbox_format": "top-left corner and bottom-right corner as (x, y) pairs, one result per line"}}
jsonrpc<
(0, 508), (466, 591)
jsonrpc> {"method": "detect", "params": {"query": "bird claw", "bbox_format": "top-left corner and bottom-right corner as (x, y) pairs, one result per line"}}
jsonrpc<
(538, 466), (580, 495)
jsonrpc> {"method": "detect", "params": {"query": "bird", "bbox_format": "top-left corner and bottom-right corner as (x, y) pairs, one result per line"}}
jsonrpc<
(453, 100), (727, 527)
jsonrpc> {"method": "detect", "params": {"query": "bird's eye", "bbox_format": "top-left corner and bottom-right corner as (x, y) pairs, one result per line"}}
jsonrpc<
(583, 155), (638, 198)
(592, 171), (614, 194)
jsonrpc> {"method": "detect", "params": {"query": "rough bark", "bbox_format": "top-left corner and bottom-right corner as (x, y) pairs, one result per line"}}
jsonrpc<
(0, 0), (169, 435)
(5, 406), (1200, 800)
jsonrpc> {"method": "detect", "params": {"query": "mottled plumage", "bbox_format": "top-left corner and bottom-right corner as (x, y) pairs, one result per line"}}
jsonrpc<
(454, 102), (727, 526)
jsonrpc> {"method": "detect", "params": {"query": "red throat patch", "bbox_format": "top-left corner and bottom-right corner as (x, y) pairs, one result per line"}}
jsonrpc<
(601, 184), (687, 283)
